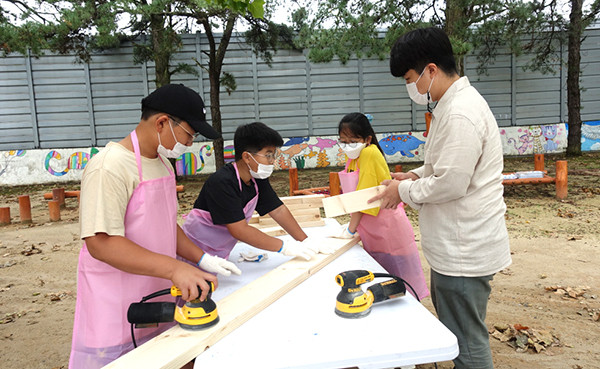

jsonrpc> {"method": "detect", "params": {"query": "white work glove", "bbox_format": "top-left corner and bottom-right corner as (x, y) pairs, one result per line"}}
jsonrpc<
(278, 239), (316, 261)
(198, 254), (242, 276)
(335, 226), (357, 239)
(302, 236), (335, 255)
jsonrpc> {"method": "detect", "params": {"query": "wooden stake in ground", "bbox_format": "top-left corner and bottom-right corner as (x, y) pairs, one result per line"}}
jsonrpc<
(104, 236), (360, 369)
(322, 185), (385, 218)
(48, 201), (61, 222)
(0, 207), (10, 225)
(18, 195), (32, 224)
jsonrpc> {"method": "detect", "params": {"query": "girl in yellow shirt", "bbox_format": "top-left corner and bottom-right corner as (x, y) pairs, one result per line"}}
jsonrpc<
(336, 112), (429, 300)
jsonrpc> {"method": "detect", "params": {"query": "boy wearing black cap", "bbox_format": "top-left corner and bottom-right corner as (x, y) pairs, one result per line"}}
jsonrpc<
(69, 84), (239, 368)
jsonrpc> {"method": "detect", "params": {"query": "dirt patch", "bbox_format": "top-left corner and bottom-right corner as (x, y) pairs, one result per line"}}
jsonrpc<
(1, 153), (599, 368)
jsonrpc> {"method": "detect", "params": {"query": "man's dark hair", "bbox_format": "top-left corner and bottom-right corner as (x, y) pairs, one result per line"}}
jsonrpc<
(234, 122), (284, 161)
(390, 27), (458, 78)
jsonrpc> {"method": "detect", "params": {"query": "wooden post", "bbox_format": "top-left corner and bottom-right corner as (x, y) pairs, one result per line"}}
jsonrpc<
(534, 154), (545, 172)
(328, 172), (340, 196)
(48, 200), (61, 222)
(18, 195), (32, 224)
(0, 207), (10, 225)
(394, 164), (403, 173)
(555, 160), (568, 200)
(424, 111), (432, 137)
(52, 188), (66, 209)
(289, 168), (299, 196)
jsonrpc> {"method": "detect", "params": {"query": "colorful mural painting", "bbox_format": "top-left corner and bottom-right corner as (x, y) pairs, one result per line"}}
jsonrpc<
(175, 144), (214, 176)
(1, 121), (598, 186)
(379, 134), (426, 158)
(224, 145), (235, 163)
(500, 123), (565, 156)
(45, 148), (99, 176)
(581, 121), (600, 151)
(0, 150), (26, 176)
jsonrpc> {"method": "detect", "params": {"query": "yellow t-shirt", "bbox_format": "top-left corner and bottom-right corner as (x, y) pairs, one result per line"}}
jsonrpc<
(346, 144), (391, 216)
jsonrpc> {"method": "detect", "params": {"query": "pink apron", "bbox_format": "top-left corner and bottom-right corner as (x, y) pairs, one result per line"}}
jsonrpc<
(181, 162), (259, 261)
(339, 159), (429, 299)
(69, 130), (177, 368)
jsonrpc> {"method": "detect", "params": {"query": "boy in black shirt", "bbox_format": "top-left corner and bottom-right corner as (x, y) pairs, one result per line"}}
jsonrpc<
(182, 122), (326, 273)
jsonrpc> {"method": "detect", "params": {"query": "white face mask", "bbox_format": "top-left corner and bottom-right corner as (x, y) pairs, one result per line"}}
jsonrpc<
(340, 142), (366, 160)
(406, 69), (434, 106)
(157, 121), (188, 159)
(248, 154), (274, 179)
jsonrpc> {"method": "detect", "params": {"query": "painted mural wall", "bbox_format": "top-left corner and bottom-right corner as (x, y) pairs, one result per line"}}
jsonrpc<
(1, 121), (597, 186)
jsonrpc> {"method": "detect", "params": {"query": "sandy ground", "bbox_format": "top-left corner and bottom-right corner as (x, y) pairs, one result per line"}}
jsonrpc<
(1, 154), (599, 369)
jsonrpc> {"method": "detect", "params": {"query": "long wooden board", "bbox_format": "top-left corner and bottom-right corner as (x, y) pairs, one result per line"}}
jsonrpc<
(322, 185), (385, 218)
(104, 236), (359, 369)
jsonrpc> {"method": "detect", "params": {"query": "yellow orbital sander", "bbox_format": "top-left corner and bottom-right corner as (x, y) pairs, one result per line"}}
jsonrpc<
(334, 270), (408, 318)
(127, 283), (219, 346)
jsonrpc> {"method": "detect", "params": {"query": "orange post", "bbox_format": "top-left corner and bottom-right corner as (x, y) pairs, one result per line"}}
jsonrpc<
(0, 207), (10, 225)
(394, 164), (403, 173)
(329, 172), (341, 196)
(555, 160), (568, 200)
(425, 112), (432, 137)
(289, 168), (299, 196)
(48, 200), (61, 222)
(18, 195), (32, 224)
(534, 154), (545, 172)
(52, 188), (66, 209)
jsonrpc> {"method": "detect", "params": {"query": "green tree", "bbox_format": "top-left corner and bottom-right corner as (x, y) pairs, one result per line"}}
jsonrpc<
(473, 0), (600, 157)
(1, 0), (295, 168)
(291, 0), (600, 156)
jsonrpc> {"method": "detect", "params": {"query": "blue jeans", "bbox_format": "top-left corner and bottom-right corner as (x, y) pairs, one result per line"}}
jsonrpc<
(430, 270), (495, 369)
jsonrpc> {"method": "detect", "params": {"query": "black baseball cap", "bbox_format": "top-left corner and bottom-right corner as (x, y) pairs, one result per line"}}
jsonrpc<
(141, 84), (221, 140)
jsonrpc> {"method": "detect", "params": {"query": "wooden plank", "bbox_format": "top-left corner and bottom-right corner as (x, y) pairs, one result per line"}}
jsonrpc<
(280, 194), (325, 207)
(249, 219), (326, 232)
(259, 214), (322, 227)
(285, 202), (323, 211)
(104, 236), (360, 369)
(322, 185), (385, 218)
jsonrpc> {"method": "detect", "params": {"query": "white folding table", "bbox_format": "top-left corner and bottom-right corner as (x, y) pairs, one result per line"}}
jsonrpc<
(194, 219), (458, 369)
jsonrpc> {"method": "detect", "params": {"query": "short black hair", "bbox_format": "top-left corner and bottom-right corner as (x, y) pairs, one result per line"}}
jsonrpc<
(390, 27), (458, 78)
(234, 122), (284, 161)
(338, 113), (384, 155)
(141, 107), (164, 121)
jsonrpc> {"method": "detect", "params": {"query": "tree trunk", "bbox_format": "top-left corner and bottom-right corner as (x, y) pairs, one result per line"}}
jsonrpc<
(566, 0), (583, 157)
(444, 0), (466, 75)
(209, 70), (225, 169)
(151, 14), (171, 87)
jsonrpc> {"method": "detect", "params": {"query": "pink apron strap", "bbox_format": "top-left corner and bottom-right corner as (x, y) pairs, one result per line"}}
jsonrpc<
(130, 130), (174, 179)
(233, 161), (259, 193)
(130, 130), (144, 182)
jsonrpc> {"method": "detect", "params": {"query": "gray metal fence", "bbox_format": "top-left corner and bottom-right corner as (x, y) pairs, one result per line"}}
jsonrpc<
(1, 28), (599, 151)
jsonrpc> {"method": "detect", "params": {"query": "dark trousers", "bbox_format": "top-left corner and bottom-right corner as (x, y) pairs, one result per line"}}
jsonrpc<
(430, 269), (495, 369)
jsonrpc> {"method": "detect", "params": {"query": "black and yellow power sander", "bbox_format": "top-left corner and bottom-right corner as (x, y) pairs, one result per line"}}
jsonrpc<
(127, 283), (219, 346)
(334, 270), (408, 318)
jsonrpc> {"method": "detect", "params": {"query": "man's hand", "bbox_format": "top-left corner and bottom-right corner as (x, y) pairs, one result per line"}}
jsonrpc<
(368, 179), (402, 209)
(199, 254), (242, 277)
(391, 171), (419, 181)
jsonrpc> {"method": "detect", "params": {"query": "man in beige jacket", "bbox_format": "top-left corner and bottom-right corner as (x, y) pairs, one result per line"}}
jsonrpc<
(371, 27), (511, 369)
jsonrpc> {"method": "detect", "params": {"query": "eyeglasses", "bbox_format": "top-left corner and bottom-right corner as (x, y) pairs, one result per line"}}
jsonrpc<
(169, 116), (200, 141)
(252, 151), (280, 163)
(338, 142), (363, 150)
